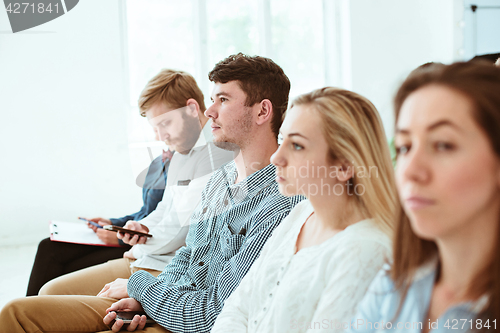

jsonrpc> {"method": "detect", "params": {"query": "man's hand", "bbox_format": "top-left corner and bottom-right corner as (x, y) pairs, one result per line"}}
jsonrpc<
(97, 278), (129, 299)
(82, 217), (111, 232)
(96, 226), (120, 245)
(103, 298), (146, 332)
(117, 221), (150, 246)
(123, 250), (136, 260)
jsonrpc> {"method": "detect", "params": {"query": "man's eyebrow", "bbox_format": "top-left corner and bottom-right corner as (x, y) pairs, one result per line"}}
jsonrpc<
(211, 92), (231, 102)
(396, 119), (463, 135)
(215, 91), (232, 98)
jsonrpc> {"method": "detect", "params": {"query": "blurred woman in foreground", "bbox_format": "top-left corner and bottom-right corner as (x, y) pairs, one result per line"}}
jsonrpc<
(350, 62), (500, 332)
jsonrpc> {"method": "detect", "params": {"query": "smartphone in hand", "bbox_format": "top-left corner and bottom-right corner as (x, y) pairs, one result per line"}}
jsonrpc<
(78, 217), (103, 229)
(103, 225), (153, 238)
(114, 311), (155, 324)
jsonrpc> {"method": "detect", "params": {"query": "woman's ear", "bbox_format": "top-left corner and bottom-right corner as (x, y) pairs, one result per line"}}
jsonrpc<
(337, 160), (355, 182)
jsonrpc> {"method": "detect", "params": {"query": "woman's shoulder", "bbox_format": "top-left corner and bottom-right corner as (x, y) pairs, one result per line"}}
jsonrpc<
(266, 199), (313, 243)
(287, 199), (314, 217)
(361, 263), (397, 295)
(339, 219), (392, 251)
(277, 199), (313, 228)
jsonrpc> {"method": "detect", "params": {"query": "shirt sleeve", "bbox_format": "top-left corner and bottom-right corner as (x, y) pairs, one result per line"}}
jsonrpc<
(345, 267), (393, 333)
(139, 143), (230, 231)
(136, 188), (172, 230)
(110, 188), (166, 228)
(131, 173), (212, 259)
(306, 239), (391, 333)
(127, 208), (292, 333)
(110, 215), (137, 227)
(111, 156), (168, 227)
(210, 212), (288, 333)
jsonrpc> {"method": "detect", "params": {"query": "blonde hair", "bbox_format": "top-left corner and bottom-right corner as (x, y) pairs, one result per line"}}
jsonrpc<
(138, 69), (205, 116)
(291, 87), (398, 234)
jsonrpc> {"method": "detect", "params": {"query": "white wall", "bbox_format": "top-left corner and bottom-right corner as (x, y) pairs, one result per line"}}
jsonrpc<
(345, 0), (464, 138)
(0, 0), (471, 246)
(0, 0), (142, 246)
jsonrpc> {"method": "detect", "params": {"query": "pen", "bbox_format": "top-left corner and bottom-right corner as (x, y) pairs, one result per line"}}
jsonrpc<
(78, 217), (103, 229)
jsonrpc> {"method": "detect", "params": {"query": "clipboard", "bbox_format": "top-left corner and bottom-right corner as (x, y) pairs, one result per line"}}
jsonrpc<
(49, 220), (125, 247)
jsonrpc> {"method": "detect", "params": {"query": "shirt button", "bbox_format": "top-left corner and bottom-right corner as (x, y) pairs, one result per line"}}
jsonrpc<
(277, 281), (280, 286)
(224, 199), (228, 206)
(226, 239), (229, 244)
(280, 267), (284, 271)
(202, 207), (207, 214)
(263, 307), (267, 311)
(254, 320), (258, 325)
(198, 261), (204, 266)
(269, 293), (272, 297)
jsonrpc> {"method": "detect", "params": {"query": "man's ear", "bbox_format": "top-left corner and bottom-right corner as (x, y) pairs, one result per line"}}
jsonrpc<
(185, 99), (200, 117)
(256, 99), (273, 125)
(337, 160), (355, 182)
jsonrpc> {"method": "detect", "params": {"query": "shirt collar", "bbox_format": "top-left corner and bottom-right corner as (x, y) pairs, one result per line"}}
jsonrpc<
(412, 256), (490, 314)
(185, 121), (213, 157)
(469, 294), (490, 313)
(223, 162), (277, 201)
(412, 256), (439, 283)
(192, 120), (213, 149)
(162, 149), (174, 163)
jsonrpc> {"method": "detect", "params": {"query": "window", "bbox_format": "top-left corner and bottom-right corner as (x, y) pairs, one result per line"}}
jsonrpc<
(270, 0), (325, 99)
(125, 0), (337, 174)
(463, 0), (500, 59)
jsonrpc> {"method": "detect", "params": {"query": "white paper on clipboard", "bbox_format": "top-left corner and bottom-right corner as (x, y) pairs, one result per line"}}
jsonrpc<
(49, 220), (124, 247)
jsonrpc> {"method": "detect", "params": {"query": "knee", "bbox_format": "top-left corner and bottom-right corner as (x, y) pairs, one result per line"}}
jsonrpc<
(39, 277), (64, 295)
(0, 298), (19, 316)
(0, 298), (27, 327)
(37, 237), (55, 256)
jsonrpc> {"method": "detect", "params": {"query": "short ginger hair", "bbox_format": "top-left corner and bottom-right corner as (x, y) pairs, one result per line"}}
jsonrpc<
(138, 69), (205, 117)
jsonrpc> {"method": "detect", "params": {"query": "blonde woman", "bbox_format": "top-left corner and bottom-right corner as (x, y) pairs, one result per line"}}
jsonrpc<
(211, 87), (398, 332)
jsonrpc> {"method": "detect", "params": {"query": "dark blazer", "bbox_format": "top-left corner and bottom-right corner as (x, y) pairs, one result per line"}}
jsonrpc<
(109, 154), (170, 227)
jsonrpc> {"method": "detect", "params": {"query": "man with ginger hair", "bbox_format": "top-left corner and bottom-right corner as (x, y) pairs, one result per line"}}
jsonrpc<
(0, 54), (303, 333)
(34, 69), (233, 297)
(25, 70), (188, 295)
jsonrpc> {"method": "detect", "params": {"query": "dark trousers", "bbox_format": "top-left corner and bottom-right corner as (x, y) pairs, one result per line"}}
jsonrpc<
(26, 237), (130, 296)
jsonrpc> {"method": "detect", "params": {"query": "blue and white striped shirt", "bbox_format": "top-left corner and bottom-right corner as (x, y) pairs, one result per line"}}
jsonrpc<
(128, 161), (304, 333)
